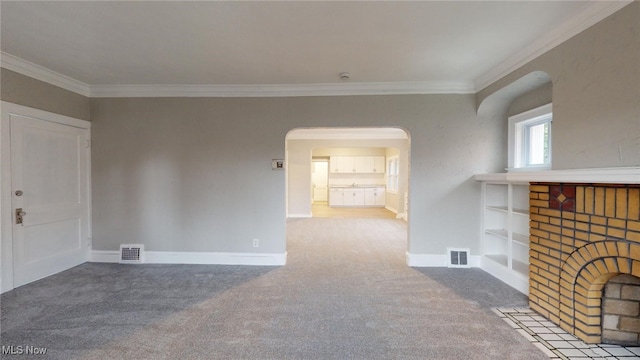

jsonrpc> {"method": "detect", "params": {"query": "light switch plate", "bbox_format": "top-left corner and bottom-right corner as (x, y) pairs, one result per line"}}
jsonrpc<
(272, 159), (284, 170)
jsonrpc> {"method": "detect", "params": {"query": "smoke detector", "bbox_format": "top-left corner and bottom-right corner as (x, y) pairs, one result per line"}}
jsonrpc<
(339, 72), (350, 81)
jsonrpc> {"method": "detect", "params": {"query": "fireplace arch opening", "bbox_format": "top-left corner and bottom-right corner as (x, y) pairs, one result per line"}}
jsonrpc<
(602, 274), (640, 345)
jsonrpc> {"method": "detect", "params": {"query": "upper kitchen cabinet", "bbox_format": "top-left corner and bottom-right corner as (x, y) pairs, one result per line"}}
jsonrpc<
(330, 156), (385, 173)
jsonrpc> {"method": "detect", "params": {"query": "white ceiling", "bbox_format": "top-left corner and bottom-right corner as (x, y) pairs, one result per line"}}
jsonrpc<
(0, 1), (630, 97)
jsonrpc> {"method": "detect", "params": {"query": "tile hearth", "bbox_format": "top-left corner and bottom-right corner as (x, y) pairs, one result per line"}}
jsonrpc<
(494, 307), (640, 359)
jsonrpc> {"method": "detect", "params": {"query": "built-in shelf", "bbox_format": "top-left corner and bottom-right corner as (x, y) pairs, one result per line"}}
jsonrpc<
(486, 229), (508, 239)
(478, 180), (531, 295)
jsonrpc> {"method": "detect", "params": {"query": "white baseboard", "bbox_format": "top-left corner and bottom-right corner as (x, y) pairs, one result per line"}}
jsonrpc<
(287, 213), (312, 218)
(406, 252), (481, 268)
(385, 205), (398, 214)
(91, 250), (287, 266)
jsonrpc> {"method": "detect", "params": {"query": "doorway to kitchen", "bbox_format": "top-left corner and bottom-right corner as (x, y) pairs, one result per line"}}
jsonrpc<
(285, 127), (409, 220)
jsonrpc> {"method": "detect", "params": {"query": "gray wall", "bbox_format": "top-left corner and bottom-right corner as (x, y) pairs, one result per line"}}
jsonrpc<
(479, 2), (640, 169)
(1, 68), (90, 120)
(2, 2), (636, 261)
(90, 95), (502, 256)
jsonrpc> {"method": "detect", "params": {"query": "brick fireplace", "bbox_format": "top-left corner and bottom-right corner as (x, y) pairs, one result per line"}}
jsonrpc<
(528, 183), (640, 344)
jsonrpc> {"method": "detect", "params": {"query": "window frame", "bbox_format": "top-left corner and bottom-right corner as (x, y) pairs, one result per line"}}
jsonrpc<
(386, 156), (399, 193)
(508, 103), (552, 172)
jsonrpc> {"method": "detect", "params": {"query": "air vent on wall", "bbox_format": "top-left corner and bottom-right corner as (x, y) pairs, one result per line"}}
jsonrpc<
(447, 248), (470, 268)
(119, 244), (144, 264)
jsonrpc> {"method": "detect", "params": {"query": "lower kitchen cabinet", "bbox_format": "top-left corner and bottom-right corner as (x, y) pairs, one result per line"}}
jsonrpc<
(329, 187), (385, 207)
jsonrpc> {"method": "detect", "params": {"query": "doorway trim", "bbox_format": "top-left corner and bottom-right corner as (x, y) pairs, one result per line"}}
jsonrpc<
(1, 101), (92, 293)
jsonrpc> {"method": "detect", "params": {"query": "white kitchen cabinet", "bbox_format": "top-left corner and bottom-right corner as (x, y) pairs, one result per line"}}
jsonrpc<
(330, 156), (354, 173)
(330, 156), (386, 173)
(329, 188), (344, 206)
(364, 187), (385, 206)
(342, 188), (365, 206)
(372, 156), (385, 173)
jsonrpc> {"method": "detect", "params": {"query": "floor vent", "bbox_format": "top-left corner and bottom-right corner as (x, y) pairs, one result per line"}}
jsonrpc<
(119, 244), (144, 264)
(447, 248), (470, 268)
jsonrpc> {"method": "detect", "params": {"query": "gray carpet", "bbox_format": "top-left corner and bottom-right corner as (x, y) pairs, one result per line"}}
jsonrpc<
(1, 218), (546, 360)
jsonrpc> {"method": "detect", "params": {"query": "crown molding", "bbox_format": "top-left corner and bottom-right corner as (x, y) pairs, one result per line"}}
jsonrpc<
(474, 0), (633, 92)
(88, 81), (474, 98)
(2, 1), (631, 98)
(1, 52), (91, 97)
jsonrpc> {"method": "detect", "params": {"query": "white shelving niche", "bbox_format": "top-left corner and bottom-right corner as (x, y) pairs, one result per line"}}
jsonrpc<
(480, 180), (530, 295)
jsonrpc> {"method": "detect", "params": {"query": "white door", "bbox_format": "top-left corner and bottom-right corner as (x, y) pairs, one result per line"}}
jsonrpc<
(10, 112), (90, 287)
(312, 161), (328, 202)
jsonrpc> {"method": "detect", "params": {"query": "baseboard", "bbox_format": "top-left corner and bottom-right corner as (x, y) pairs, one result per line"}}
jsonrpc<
(91, 250), (287, 266)
(406, 252), (481, 268)
(385, 205), (398, 214)
(287, 213), (312, 218)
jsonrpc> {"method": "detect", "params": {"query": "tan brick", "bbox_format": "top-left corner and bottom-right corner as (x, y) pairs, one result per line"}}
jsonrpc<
(618, 258), (631, 273)
(591, 224), (607, 235)
(539, 208), (561, 218)
(540, 223), (561, 234)
(591, 216), (608, 225)
(576, 186), (585, 213)
(530, 185), (549, 193)
(606, 188), (617, 218)
(617, 188), (628, 219)
(618, 242), (630, 258)
(605, 258), (619, 274)
(609, 218), (627, 229)
(585, 187), (595, 214)
(595, 187), (605, 216)
(629, 221), (640, 232)
(589, 233), (606, 242)
(607, 227), (626, 239)
(628, 231), (640, 242)
(550, 217), (562, 226)
(531, 214), (549, 223)
(562, 228), (575, 237)
(531, 199), (549, 208)
(575, 231), (589, 241)
(595, 242), (609, 257)
(631, 244), (640, 260)
(606, 241), (620, 257)
(576, 213), (590, 223)
(539, 193), (550, 200)
(594, 260), (608, 276)
(629, 188), (640, 221)
(575, 221), (589, 232)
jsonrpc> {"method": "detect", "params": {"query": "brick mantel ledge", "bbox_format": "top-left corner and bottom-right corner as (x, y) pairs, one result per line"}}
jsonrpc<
(474, 166), (640, 184)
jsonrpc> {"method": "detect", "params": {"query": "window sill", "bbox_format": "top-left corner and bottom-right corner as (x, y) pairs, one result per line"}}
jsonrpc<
(506, 165), (551, 173)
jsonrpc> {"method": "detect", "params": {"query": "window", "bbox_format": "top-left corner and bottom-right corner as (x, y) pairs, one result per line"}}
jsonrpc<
(387, 156), (399, 192)
(508, 103), (552, 171)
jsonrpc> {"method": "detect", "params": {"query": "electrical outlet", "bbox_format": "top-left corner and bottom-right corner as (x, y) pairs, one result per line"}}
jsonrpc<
(253, 239), (259, 248)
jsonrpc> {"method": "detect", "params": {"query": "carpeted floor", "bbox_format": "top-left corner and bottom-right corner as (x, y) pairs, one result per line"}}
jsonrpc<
(1, 218), (547, 359)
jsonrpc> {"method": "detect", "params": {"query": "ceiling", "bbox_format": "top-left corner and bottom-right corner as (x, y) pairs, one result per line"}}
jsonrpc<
(0, 1), (630, 97)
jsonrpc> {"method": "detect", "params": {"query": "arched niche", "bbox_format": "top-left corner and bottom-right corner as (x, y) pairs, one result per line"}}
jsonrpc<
(477, 71), (552, 120)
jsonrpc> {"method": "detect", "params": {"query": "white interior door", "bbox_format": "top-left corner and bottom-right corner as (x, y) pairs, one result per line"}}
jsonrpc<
(312, 160), (328, 202)
(10, 112), (90, 288)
